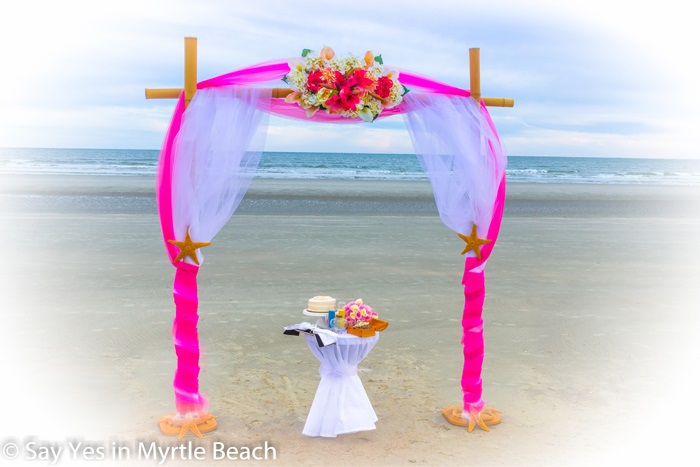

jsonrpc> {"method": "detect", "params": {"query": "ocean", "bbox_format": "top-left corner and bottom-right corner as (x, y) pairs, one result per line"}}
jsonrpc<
(1, 147), (699, 185)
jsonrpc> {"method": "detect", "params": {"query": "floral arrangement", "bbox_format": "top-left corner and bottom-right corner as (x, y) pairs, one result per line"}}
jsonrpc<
(283, 46), (407, 122)
(336, 298), (378, 328)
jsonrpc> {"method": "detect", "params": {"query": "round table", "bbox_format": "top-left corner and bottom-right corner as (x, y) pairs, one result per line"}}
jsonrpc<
(302, 332), (379, 437)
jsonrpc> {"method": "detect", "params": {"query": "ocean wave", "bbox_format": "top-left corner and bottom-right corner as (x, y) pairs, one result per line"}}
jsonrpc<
(2, 149), (700, 185)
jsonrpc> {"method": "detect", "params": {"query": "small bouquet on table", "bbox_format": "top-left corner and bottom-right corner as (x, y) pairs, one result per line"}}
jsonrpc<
(337, 299), (388, 337)
(291, 296), (388, 340)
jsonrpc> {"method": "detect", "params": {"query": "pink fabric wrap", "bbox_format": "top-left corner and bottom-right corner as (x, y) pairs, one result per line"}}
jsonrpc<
(461, 175), (506, 412)
(172, 262), (206, 413)
(458, 102), (507, 413)
(156, 57), (505, 417)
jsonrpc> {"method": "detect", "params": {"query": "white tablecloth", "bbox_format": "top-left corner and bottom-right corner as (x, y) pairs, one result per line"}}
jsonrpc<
(302, 332), (379, 437)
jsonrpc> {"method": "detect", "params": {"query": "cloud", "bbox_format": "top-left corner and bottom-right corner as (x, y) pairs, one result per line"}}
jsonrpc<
(0, 0), (697, 158)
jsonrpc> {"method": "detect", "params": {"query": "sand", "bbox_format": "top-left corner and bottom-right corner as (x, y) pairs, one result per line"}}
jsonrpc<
(1, 174), (699, 466)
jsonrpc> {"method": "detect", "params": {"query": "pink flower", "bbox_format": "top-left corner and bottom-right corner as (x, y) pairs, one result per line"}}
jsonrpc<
(305, 106), (320, 118)
(320, 46), (335, 60)
(284, 91), (303, 104)
(342, 299), (377, 327)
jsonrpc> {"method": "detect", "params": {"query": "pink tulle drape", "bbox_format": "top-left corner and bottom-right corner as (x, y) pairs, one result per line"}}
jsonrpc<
(156, 57), (507, 417)
(197, 59), (473, 123)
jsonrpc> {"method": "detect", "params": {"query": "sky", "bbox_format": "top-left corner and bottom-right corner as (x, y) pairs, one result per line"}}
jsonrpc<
(0, 0), (697, 158)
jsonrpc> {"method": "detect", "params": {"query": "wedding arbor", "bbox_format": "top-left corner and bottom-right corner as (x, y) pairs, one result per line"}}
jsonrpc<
(146, 37), (513, 437)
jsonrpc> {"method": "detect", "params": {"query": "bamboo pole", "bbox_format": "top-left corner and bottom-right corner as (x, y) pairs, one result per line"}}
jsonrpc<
(145, 88), (182, 99)
(145, 39), (514, 107)
(146, 87), (514, 107)
(271, 88), (293, 99)
(482, 97), (514, 107)
(469, 48), (481, 103)
(184, 37), (197, 108)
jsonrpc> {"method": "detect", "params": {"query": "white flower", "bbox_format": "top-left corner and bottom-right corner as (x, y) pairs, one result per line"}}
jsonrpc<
(316, 88), (333, 103)
(357, 107), (374, 122)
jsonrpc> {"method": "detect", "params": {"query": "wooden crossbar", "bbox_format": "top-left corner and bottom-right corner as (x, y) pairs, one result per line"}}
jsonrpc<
(145, 38), (515, 108)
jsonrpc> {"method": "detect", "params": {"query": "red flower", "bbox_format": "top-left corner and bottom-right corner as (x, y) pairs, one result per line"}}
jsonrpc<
(306, 70), (323, 92)
(307, 68), (344, 93)
(374, 76), (393, 99)
(326, 85), (361, 112)
(340, 87), (361, 109)
(306, 63), (393, 116)
(350, 68), (375, 94)
(325, 94), (344, 113)
(324, 69), (344, 88)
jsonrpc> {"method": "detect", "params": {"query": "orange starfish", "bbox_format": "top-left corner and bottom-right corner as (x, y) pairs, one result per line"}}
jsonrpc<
(457, 224), (492, 259)
(442, 404), (502, 432)
(158, 413), (218, 439)
(167, 227), (211, 265)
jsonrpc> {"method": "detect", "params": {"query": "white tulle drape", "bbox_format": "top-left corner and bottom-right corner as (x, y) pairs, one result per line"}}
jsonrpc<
(170, 86), (271, 263)
(302, 334), (379, 437)
(402, 93), (506, 237)
(168, 88), (505, 264)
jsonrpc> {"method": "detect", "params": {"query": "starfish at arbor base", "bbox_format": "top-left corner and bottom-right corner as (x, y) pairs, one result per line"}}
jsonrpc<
(442, 404), (502, 432)
(158, 413), (218, 439)
(167, 227), (211, 265)
(458, 224), (492, 259)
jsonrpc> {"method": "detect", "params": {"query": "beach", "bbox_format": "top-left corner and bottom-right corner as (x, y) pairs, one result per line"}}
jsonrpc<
(2, 174), (699, 465)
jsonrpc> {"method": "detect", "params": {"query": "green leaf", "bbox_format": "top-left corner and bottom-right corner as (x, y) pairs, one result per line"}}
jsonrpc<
(301, 48), (311, 57)
(402, 84), (410, 95)
(281, 75), (289, 84)
(374, 54), (383, 65)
